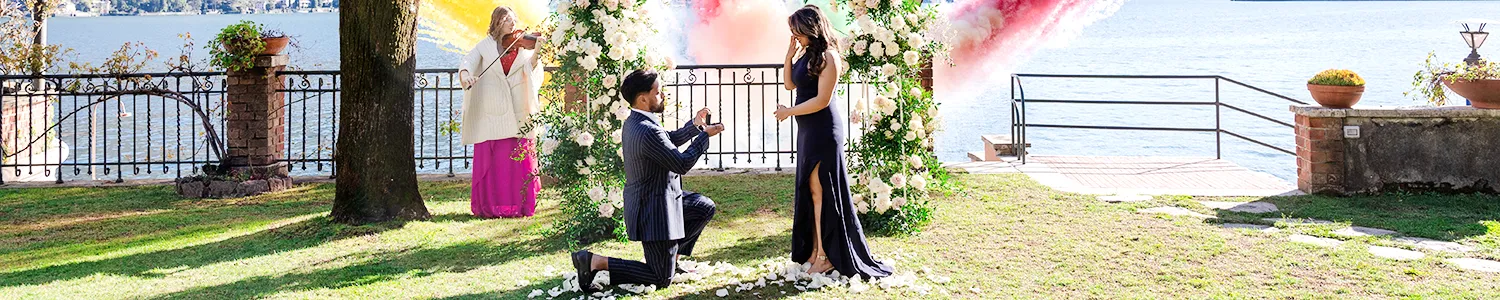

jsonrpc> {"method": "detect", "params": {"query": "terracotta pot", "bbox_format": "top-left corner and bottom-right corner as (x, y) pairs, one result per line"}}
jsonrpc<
(260, 36), (291, 55)
(1442, 79), (1500, 109)
(1307, 84), (1364, 109)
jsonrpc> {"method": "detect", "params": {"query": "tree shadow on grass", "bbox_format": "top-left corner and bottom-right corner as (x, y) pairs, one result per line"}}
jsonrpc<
(0, 214), (401, 288)
(694, 231), (792, 267)
(147, 234), (569, 300)
(431, 276), (568, 300)
(678, 280), (813, 300)
(1211, 192), (1500, 242)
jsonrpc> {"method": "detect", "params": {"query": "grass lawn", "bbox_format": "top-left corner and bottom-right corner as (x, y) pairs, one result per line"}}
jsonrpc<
(1, 174), (1498, 299)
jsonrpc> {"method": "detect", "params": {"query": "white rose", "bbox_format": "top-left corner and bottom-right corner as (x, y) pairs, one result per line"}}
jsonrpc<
(909, 155), (925, 169)
(585, 156), (597, 165)
(609, 188), (624, 206)
(598, 202), (615, 218)
(891, 121), (903, 132)
(603, 75), (618, 88)
(857, 201), (871, 213)
(864, 0), (879, 9)
(892, 18), (907, 34)
(576, 132), (595, 147)
(614, 105), (632, 121)
(868, 178), (890, 194)
(907, 33), (924, 48)
(883, 41), (898, 57)
(893, 196), (907, 207)
(573, 0), (589, 9)
(608, 45), (627, 61)
(904, 131), (917, 141)
(910, 87), (923, 97)
(603, 0), (617, 10)
(890, 173), (907, 189)
(886, 0), (899, 8)
(588, 186), (607, 201)
(909, 118), (925, 133)
(852, 40), (868, 56)
(664, 56), (677, 70)
(580, 166), (593, 175)
(880, 64), (897, 78)
(874, 95), (897, 116)
(911, 174), (928, 190)
(857, 16), (876, 34)
(852, 193), (866, 206)
(611, 129), (622, 144)
(541, 139), (560, 155)
(874, 193), (892, 213)
(903, 51), (920, 66)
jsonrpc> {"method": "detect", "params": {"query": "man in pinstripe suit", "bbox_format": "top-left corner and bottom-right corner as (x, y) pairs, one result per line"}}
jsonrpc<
(572, 69), (725, 292)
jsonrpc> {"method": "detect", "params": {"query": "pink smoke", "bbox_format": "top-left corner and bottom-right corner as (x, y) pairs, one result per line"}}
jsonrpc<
(936, 0), (1122, 92)
(688, 0), (791, 64)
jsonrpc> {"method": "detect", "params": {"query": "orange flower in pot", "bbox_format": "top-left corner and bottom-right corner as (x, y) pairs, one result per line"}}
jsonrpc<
(1307, 69), (1365, 109)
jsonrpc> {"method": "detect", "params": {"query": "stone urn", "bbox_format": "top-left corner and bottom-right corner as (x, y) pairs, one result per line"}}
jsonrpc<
(1307, 84), (1365, 109)
(1442, 79), (1500, 109)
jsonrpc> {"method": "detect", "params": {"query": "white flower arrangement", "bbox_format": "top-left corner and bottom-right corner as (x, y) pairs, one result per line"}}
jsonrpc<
(533, 0), (675, 243)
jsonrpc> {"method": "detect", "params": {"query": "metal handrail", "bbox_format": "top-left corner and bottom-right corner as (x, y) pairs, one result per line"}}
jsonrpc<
(1008, 74), (1307, 164)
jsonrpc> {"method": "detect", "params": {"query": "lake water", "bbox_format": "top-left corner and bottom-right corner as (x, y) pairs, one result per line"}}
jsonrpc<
(40, 0), (1500, 181)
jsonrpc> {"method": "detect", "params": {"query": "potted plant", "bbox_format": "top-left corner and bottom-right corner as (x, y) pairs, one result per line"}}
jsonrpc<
(1409, 51), (1500, 108)
(1307, 69), (1365, 108)
(207, 20), (291, 72)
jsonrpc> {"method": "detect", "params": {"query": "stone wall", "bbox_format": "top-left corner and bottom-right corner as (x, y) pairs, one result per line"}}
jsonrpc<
(1292, 105), (1500, 195)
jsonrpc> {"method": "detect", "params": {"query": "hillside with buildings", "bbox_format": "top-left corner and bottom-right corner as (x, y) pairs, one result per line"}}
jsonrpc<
(9, 0), (336, 17)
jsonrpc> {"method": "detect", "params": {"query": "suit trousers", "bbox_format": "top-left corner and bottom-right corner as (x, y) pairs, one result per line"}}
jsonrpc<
(607, 193), (716, 287)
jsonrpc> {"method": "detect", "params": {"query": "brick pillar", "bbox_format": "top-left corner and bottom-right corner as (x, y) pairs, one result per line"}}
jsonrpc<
(225, 55), (290, 181)
(1295, 113), (1345, 195)
(918, 56), (934, 92)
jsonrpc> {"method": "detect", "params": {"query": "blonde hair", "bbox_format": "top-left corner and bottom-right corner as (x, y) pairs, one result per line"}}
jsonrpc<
(488, 6), (518, 41)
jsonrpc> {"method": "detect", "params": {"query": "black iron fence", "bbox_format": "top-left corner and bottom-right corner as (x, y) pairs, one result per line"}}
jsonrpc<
(1, 72), (228, 184)
(1008, 74), (1308, 164)
(1, 64), (878, 184)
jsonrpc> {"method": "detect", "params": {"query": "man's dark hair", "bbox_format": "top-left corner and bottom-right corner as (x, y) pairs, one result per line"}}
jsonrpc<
(619, 69), (659, 106)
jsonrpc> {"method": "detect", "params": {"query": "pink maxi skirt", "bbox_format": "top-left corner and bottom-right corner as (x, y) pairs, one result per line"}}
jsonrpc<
(471, 138), (539, 218)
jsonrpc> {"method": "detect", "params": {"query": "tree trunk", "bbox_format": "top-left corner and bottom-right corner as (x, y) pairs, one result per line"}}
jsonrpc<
(331, 0), (429, 224)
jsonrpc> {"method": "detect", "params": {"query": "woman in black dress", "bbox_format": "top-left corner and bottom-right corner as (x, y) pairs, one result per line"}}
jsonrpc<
(773, 5), (893, 279)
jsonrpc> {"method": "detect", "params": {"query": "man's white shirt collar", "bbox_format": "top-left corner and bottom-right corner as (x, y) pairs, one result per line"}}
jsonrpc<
(631, 108), (661, 124)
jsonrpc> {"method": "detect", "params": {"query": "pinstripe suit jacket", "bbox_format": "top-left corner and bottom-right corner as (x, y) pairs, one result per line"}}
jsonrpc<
(621, 111), (710, 242)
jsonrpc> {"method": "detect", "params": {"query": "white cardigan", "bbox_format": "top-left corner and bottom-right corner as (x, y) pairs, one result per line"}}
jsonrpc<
(459, 37), (544, 145)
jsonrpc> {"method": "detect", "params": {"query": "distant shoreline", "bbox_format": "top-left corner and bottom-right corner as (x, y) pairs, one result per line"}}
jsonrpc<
(52, 9), (337, 18)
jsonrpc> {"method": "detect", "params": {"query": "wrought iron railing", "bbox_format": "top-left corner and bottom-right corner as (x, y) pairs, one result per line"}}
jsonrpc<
(1, 72), (228, 184)
(1, 64), (877, 184)
(1008, 74), (1309, 164)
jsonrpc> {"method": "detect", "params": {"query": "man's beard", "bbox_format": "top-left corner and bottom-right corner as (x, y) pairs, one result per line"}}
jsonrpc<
(649, 101), (665, 113)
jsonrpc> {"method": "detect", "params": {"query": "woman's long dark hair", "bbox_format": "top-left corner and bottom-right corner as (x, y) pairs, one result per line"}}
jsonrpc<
(789, 5), (839, 79)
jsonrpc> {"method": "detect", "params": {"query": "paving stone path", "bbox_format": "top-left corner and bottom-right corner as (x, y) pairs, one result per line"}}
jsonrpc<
(1368, 246), (1425, 261)
(1125, 201), (1498, 273)
(1138, 206), (1215, 219)
(1199, 201), (1278, 213)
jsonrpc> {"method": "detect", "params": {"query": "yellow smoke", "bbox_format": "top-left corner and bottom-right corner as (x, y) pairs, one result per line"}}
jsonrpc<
(418, 0), (551, 55)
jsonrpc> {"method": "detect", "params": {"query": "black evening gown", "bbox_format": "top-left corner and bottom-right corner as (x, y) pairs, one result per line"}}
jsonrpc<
(789, 54), (893, 279)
